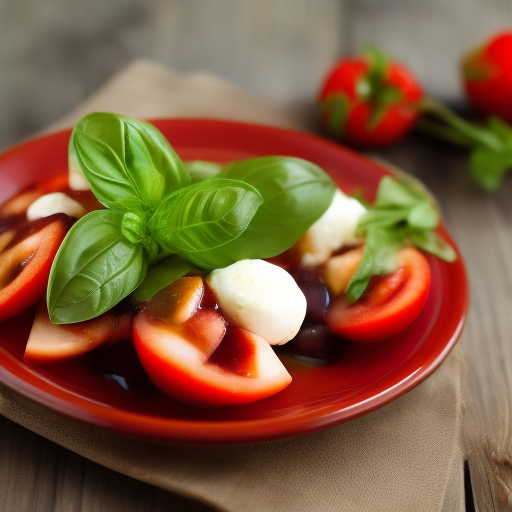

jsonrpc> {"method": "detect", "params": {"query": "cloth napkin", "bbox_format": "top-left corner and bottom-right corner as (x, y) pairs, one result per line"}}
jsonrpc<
(0, 60), (465, 512)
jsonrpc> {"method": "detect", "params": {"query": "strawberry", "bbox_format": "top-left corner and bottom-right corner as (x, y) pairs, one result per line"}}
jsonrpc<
(319, 47), (423, 148)
(462, 31), (512, 124)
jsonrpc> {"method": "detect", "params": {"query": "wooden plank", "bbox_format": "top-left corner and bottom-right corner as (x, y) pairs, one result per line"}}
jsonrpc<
(376, 135), (512, 512)
(346, 0), (512, 103)
(0, 415), (211, 512)
(1, 0), (512, 510)
(0, 0), (344, 151)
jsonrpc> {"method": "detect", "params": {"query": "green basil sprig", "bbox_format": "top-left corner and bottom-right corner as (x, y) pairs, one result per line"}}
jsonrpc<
(69, 113), (190, 209)
(47, 210), (148, 324)
(345, 174), (457, 303)
(217, 157), (335, 262)
(47, 112), (336, 324)
(149, 179), (264, 269)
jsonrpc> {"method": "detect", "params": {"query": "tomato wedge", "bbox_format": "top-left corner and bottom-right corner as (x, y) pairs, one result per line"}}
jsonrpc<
(0, 174), (69, 227)
(0, 173), (101, 230)
(325, 247), (431, 342)
(0, 214), (70, 321)
(133, 278), (292, 406)
(24, 299), (133, 363)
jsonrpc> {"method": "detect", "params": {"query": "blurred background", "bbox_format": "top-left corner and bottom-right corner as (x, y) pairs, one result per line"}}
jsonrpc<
(1, 0), (511, 151)
(2, 2), (512, 511)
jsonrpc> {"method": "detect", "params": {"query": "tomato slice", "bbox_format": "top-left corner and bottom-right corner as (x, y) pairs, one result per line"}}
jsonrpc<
(0, 173), (101, 230)
(325, 247), (431, 342)
(0, 174), (69, 227)
(133, 279), (292, 406)
(0, 214), (70, 321)
(24, 299), (133, 363)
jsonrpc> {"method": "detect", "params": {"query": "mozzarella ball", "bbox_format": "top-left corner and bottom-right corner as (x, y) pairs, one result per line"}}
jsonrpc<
(68, 146), (91, 191)
(206, 259), (306, 345)
(69, 169), (91, 191)
(299, 189), (366, 267)
(27, 192), (86, 221)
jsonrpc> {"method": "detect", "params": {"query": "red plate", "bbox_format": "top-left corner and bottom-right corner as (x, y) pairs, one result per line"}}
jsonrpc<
(0, 119), (468, 444)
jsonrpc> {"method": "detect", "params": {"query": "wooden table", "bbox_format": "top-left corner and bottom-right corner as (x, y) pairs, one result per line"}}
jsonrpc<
(1, 1), (512, 510)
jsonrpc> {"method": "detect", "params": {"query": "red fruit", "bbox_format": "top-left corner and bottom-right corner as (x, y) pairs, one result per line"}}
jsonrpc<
(319, 51), (423, 148)
(24, 299), (133, 363)
(462, 31), (512, 124)
(325, 247), (431, 342)
(0, 173), (101, 230)
(133, 278), (292, 406)
(0, 214), (70, 321)
(0, 174), (69, 227)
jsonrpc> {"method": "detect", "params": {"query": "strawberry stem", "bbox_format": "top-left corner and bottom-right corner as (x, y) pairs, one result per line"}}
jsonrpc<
(417, 97), (512, 190)
(419, 98), (502, 149)
(415, 117), (475, 147)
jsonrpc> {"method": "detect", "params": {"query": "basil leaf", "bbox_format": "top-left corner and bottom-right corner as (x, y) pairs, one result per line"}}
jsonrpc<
(217, 156), (336, 261)
(469, 146), (512, 191)
(69, 112), (190, 209)
(374, 176), (424, 208)
(149, 179), (263, 269)
(185, 160), (222, 183)
(132, 255), (194, 303)
(357, 208), (410, 231)
(109, 196), (151, 215)
(407, 202), (438, 230)
(47, 210), (148, 324)
(488, 116), (512, 144)
(345, 225), (401, 303)
(407, 230), (457, 262)
(349, 173), (457, 301)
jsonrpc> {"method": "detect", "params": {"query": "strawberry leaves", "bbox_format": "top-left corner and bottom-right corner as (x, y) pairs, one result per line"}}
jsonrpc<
(419, 98), (512, 190)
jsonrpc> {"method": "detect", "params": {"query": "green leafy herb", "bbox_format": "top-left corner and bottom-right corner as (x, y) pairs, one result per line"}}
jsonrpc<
(217, 157), (336, 261)
(149, 179), (263, 269)
(345, 174), (457, 303)
(47, 210), (148, 324)
(69, 112), (190, 208)
(418, 98), (512, 190)
(48, 112), (336, 323)
(132, 255), (194, 303)
(185, 160), (223, 183)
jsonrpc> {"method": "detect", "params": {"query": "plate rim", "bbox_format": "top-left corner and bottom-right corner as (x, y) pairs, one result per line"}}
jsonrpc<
(0, 118), (469, 444)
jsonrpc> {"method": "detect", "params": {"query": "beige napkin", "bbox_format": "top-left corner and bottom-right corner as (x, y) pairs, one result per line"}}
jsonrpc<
(0, 60), (465, 512)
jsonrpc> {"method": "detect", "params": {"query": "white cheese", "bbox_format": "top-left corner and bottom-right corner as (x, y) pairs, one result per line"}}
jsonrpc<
(206, 259), (306, 346)
(68, 144), (91, 191)
(69, 169), (91, 191)
(299, 189), (366, 267)
(27, 192), (86, 221)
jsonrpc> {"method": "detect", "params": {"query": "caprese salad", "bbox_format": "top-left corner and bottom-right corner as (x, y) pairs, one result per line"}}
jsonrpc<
(0, 113), (457, 406)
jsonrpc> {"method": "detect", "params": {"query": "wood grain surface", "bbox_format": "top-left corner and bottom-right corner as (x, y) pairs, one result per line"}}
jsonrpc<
(1, 1), (512, 511)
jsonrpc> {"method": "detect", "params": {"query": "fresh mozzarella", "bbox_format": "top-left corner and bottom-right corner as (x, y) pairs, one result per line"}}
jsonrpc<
(206, 259), (306, 346)
(299, 189), (366, 267)
(69, 169), (91, 191)
(27, 192), (86, 221)
(68, 147), (91, 190)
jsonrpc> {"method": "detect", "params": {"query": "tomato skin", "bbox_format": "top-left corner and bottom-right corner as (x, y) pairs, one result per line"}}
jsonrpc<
(462, 31), (512, 124)
(325, 247), (431, 343)
(0, 173), (101, 230)
(24, 298), (133, 363)
(0, 174), (69, 226)
(133, 308), (292, 407)
(319, 57), (423, 148)
(0, 214), (70, 321)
